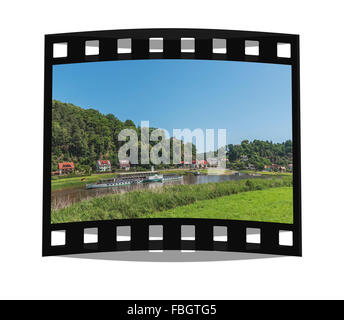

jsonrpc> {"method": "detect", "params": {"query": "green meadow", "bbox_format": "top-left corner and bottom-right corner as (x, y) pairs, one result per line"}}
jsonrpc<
(149, 187), (293, 223)
(51, 176), (293, 223)
(51, 173), (117, 191)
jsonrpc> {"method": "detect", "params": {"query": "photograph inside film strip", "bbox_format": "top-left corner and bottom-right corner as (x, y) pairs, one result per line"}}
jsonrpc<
(43, 29), (301, 257)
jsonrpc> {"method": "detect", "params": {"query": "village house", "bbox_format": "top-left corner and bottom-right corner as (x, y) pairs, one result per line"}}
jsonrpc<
(198, 160), (208, 168)
(264, 165), (272, 172)
(119, 159), (130, 171)
(179, 160), (208, 169)
(96, 160), (111, 172)
(58, 162), (74, 175)
(207, 157), (218, 167)
(178, 161), (191, 168)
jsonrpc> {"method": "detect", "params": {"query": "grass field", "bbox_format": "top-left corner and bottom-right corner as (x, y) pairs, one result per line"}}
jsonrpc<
(239, 170), (292, 176)
(148, 187), (293, 223)
(51, 176), (292, 223)
(51, 172), (116, 191)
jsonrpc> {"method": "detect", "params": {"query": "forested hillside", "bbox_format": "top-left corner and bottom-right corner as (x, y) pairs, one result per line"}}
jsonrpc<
(226, 139), (293, 170)
(51, 100), (194, 172)
(52, 100), (292, 173)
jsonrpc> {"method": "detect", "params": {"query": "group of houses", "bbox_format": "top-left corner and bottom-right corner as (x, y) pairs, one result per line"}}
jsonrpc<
(52, 158), (292, 176)
(178, 158), (229, 169)
(178, 159), (220, 169)
(264, 163), (293, 173)
(178, 160), (208, 169)
(52, 159), (131, 175)
(54, 158), (220, 175)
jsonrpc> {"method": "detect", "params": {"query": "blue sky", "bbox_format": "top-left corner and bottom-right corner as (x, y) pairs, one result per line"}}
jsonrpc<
(53, 59), (292, 152)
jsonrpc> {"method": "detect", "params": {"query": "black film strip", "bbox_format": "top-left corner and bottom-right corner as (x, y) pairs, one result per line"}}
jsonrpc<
(43, 29), (301, 257)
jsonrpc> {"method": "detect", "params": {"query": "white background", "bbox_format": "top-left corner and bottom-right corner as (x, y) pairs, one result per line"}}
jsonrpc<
(1, 0), (343, 300)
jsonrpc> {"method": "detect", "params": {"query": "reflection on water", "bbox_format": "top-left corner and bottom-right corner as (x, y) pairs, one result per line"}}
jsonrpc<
(51, 173), (272, 210)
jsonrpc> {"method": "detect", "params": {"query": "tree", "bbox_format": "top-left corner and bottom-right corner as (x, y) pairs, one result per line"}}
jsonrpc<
(226, 139), (292, 170)
(51, 100), (195, 171)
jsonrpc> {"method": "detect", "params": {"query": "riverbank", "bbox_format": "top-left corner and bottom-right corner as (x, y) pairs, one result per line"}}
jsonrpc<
(51, 176), (292, 223)
(239, 170), (292, 176)
(51, 169), (197, 191)
(51, 172), (116, 191)
(51, 169), (291, 191)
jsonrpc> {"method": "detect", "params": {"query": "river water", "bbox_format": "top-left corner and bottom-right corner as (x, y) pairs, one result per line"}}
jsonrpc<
(51, 173), (272, 210)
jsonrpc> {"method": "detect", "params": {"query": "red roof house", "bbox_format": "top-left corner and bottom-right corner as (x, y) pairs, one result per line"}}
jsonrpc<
(96, 160), (111, 172)
(58, 162), (74, 174)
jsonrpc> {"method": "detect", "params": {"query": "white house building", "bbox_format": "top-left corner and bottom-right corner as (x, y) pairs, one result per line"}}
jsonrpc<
(96, 160), (111, 172)
(119, 159), (130, 171)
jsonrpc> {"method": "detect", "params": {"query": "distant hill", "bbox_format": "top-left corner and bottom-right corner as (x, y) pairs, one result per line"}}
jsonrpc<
(226, 139), (293, 170)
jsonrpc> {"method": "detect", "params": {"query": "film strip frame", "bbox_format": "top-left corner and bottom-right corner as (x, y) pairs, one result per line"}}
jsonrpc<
(43, 29), (301, 257)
